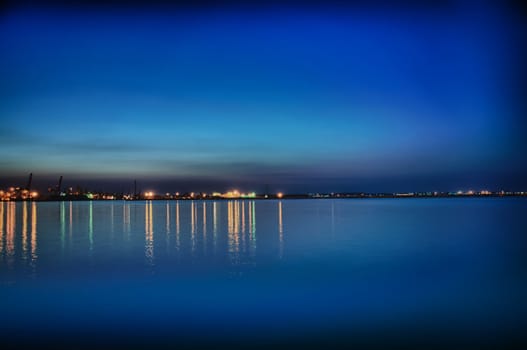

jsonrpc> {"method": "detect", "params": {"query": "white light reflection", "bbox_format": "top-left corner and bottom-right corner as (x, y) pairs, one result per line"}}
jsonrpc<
(228, 201), (240, 262)
(6, 202), (15, 264)
(213, 201), (218, 252)
(165, 201), (170, 233)
(234, 200), (240, 236)
(203, 201), (207, 253)
(175, 201), (180, 251)
(191, 201), (197, 253)
(241, 201), (246, 253)
(89, 201), (93, 251)
(278, 201), (283, 259)
(22, 202), (28, 258)
(241, 201), (246, 234)
(250, 200), (256, 236)
(166, 201), (170, 251)
(60, 201), (65, 251)
(145, 201), (154, 264)
(248, 201), (256, 255)
(203, 201), (207, 235)
(31, 201), (37, 262)
(123, 201), (131, 237)
(69, 201), (73, 238)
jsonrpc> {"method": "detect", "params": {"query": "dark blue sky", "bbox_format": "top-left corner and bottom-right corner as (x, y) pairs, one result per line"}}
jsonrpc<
(1, 1), (526, 193)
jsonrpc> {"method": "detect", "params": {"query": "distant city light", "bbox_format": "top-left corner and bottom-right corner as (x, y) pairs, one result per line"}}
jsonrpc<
(0, 176), (525, 202)
(220, 190), (256, 199)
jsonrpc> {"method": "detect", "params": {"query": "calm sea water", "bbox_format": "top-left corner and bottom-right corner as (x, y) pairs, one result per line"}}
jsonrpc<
(1, 198), (526, 348)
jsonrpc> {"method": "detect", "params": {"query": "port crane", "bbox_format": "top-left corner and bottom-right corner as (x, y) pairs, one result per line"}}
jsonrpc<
(26, 173), (33, 192)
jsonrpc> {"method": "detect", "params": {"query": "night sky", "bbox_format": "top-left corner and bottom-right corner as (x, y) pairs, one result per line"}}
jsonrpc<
(1, 0), (526, 193)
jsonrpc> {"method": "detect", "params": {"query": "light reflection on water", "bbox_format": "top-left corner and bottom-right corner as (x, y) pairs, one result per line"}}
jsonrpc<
(88, 201), (93, 251)
(145, 200), (154, 265)
(0, 200), (279, 273)
(60, 201), (65, 251)
(0, 199), (526, 277)
(1, 198), (527, 347)
(6, 202), (15, 264)
(175, 200), (180, 250)
(31, 201), (37, 264)
(0, 201), (39, 270)
(278, 200), (283, 259)
(22, 202), (27, 259)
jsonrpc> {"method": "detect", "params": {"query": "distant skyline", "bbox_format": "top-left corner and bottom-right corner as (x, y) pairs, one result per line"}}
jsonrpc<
(1, 1), (526, 193)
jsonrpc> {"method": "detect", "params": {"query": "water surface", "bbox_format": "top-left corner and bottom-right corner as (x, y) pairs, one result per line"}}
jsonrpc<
(1, 199), (526, 348)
